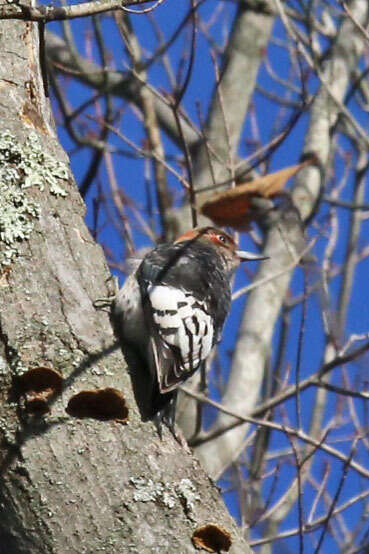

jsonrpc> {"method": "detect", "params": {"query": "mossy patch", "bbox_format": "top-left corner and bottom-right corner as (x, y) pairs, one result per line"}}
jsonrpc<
(0, 131), (69, 268)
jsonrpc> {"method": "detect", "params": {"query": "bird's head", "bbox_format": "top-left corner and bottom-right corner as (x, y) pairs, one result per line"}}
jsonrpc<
(175, 226), (268, 272)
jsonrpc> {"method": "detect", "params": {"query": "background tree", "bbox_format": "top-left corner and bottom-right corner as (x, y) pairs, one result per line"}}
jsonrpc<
(1, 0), (369, 552)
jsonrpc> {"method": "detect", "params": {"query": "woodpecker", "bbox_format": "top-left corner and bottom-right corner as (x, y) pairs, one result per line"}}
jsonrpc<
(112, 226), (267, 434)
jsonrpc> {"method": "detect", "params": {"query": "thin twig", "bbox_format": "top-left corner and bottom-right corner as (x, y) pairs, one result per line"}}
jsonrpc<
(180, 388), (369, 480)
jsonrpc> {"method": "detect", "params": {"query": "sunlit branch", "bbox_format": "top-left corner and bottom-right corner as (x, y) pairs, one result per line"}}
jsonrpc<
(0, 0), (160, 21)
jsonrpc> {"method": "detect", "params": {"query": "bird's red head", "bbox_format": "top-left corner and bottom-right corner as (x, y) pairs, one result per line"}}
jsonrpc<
(175, 227), (235, 249)
(175, 226), (268, 264)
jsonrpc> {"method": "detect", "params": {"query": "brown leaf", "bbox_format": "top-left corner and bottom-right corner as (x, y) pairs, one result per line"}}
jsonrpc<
(66, 388), (129, 423)
(201, 160), (312, 229)
(192, 524), (232, 552)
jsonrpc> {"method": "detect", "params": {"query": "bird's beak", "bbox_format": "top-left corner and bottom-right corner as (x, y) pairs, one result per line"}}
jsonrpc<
(235, 250), (269, 262)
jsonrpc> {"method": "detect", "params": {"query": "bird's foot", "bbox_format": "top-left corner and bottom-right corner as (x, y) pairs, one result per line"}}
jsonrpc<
(152, 392), (188, 446)
(93, 276), (119, 310)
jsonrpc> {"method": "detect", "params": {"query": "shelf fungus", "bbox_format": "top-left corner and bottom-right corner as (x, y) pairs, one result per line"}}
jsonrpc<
(66, 388), (129, 423)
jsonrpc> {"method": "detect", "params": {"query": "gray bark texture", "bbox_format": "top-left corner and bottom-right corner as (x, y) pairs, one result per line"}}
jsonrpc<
(0, 17), (252, 554)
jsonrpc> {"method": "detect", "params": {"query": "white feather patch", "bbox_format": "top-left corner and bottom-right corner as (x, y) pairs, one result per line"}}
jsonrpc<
(148, 285), (214, 371)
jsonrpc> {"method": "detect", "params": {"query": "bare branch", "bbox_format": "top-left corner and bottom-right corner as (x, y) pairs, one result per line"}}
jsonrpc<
(0, 0), (160, 22)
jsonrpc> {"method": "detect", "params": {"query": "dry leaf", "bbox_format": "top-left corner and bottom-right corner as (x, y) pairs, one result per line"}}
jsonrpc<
(201, 160), (312, 229)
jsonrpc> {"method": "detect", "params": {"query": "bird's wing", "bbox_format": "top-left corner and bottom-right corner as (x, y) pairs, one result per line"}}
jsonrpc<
(145, 285), (214, 393)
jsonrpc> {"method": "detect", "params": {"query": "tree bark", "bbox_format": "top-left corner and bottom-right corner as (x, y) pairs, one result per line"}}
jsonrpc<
(0, 16), (252, 554)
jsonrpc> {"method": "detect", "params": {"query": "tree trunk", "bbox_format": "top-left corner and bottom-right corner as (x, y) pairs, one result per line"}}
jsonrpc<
(0, 16), (251, 554)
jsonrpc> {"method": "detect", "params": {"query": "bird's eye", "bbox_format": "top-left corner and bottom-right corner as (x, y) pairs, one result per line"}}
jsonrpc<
(217, 234), (227, 244)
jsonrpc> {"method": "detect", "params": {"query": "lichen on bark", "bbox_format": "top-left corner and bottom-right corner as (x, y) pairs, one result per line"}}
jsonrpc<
(0, 130), (68, 268)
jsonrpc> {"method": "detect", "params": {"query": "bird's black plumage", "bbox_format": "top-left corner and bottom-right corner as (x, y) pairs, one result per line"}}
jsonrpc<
(136, 238), (233, 429)
(112, 227), (256, 438)
(137, 239), (232, 340)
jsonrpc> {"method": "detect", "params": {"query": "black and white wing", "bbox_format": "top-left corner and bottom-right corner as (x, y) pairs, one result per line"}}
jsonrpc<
(137, 240), (231, 394)
(146, 284), (214, 392)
